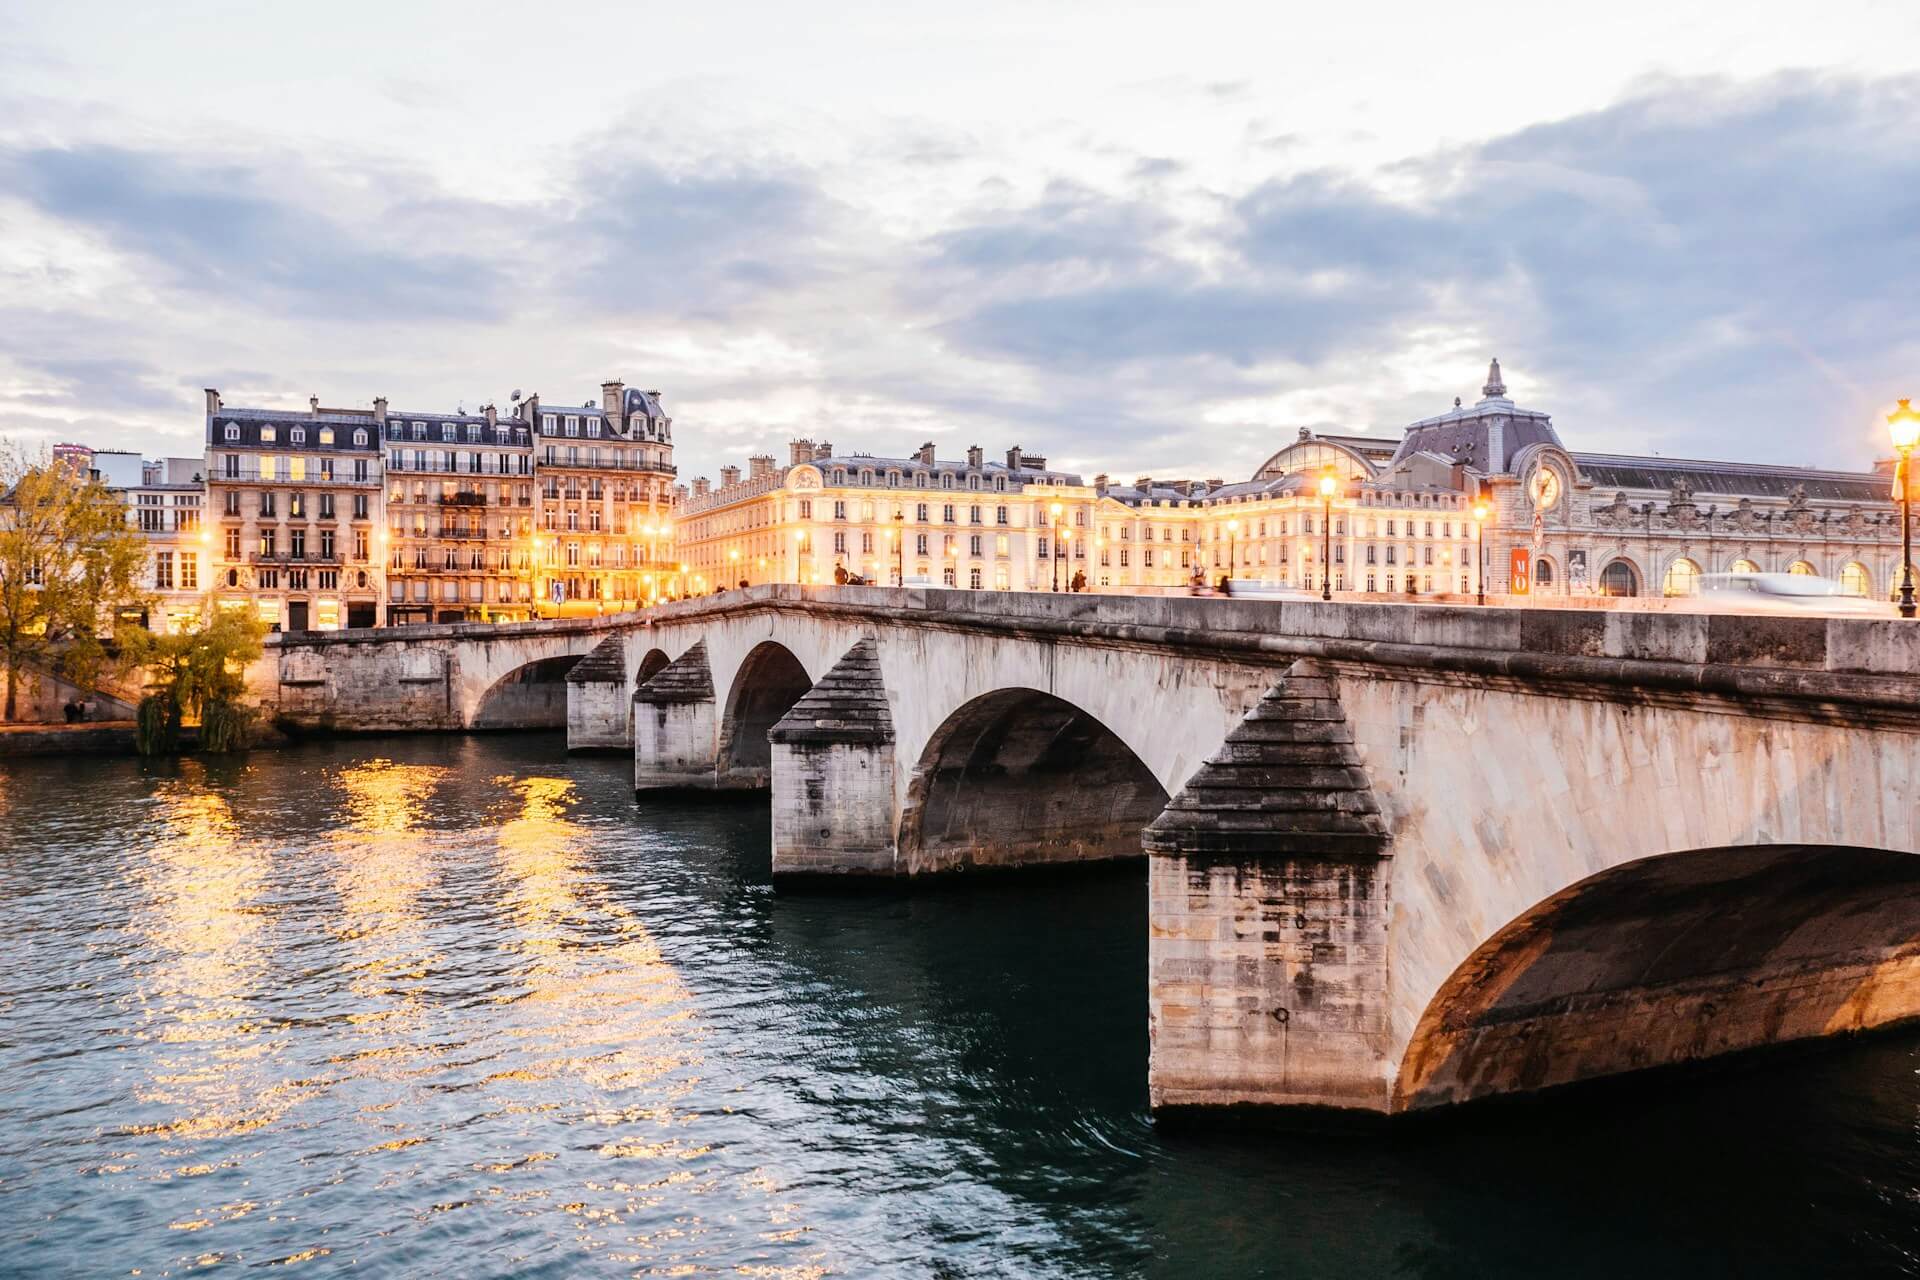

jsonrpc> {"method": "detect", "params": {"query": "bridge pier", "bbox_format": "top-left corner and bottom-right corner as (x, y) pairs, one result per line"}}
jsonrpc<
(632, 641), (725, 792)
(1145, 662), (1398, 1115)
(566, 634), (632, 753)
(768, 641), (898, 876)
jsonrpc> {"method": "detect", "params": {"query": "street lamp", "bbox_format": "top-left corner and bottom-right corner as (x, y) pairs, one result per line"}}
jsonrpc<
(1891, 398), (1920, 618)
(1317, 471), (1337, 601)
(1471, 498), (1490, 606)
(1226, 517), (1240, 588)
(893, 510), (905, 586)
(1049, 501), (1065, 592)
(728, 546), (741, 589)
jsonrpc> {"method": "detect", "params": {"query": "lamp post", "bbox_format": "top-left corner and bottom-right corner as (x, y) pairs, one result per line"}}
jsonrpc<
(1060, 527), (1073, 590)
(1891, 398), (1920, 618)
(894, 510), (905, 586)
(728, 546), (741, 589)
(1471, 498), (1490, 606)
(1226, 517), (1239, 589)
(1317, 471), (1336, 601)
(1049, 501), (1064, 592)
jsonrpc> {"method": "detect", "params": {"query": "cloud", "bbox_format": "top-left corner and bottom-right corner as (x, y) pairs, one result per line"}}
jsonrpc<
(0, 145), (509, 315)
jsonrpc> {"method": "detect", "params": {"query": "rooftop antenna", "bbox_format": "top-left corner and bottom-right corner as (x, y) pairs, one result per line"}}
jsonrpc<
(511, 389), (522, 402)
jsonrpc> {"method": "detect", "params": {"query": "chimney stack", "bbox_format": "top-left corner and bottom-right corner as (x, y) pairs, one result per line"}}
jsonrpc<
(813, 441), (834, 461)
(203, 388), (222, 416)
(720, 464), (741, 488)
(749, 453), (775, 480)
(484, 403), (497, 427)
(916, 441), (936, 465)
(693, 476), (711, 498)
(790, 439), (815, 466)
(1006, 446), (1024, 471)
(372, 396), (388, 425)
(1094, 472), (1109, 495)
(309, 395), (320, 417)
(601, 379), (625, 421)
(966, 444), (983, 469)
(1135, 475), (1153, 492)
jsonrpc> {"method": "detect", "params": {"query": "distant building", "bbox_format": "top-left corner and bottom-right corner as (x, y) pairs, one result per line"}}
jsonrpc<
(380, 403), (536, 625)
(204, 391), (387, 630)
(123, 457), (207, 633)
(519, 382), (678, 610)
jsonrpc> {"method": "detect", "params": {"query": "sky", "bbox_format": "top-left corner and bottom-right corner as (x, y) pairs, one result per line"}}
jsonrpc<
(2, 0), (1919, 485)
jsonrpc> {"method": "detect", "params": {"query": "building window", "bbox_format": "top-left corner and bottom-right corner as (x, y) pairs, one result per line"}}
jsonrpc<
(1662, 557), (1701, 597)
(1600, 560), (1639, 597)
(260, 425), (276, 442)
(1535, 559), (1555, 590)
(224, 529), (241, 560)
(154, 552), (173, 589)
(223, 423), (239, 441)
(1840, 562), (1871, 597)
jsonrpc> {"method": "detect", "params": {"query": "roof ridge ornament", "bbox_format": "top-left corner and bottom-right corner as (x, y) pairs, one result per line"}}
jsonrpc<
(1483, 357), (1506, 400)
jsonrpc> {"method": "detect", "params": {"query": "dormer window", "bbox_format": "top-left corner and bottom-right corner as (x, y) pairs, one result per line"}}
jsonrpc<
(354, 429), (368, 446)
(412, 422), (426, 440)
(587, 421), (601, 438)
(290, 427), (306, 444)
(565, 417), (579, 437)
(260, 425), (277, 443)
(441, 425), (455, 442)
(466, 425), (480, 442)
(318, 427), (334, 446)
(859, 469), (873, 486)
(223, 423), (240, 442)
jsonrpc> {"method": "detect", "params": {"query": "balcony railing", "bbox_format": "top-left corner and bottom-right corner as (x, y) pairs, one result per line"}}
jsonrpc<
(438, 492), (488, 506)
(250, 550), (343, 565)
(385, 458), (533, 476)
(215, 469), (381, 487)
(537, 456), (677, 474)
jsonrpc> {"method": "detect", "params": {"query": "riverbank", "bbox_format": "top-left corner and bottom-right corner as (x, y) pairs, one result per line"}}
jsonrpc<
(0, 721), (142, 756)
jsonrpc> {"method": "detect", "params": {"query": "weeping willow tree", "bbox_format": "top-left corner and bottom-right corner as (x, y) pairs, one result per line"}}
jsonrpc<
(0, 444), (149, 721)
(123, 607), (267, 754)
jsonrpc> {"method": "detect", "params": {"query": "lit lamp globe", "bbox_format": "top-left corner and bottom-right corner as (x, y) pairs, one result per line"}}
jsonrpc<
(1318, 474), (1337, 499)
(1472, 501), (1489, 522)
(1889, 398), (1920, 451)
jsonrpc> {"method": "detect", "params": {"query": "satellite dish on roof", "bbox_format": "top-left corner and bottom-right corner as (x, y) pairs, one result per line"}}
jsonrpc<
(511, 389), (522, 402)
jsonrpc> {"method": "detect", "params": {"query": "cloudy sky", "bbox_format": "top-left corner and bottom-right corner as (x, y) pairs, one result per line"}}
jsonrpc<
(3, 1), (1918, 484)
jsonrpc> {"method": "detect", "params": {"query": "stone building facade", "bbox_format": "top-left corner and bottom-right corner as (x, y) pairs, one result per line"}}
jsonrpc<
(675, 441), (1096, 592)
(203, 391), (387, 630)
(520, 382), (678, 611)
(381, 405), (536, 624)
(123, 456), (209, 633)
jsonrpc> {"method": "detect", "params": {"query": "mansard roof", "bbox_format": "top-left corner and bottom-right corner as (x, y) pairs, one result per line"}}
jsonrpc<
(1572, 453), (1890, 503)
(207, 411), (381, 452)
(805, 455), (1085, 487)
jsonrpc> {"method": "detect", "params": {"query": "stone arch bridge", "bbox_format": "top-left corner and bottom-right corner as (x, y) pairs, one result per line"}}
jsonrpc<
(266, 586), (1920, 1119)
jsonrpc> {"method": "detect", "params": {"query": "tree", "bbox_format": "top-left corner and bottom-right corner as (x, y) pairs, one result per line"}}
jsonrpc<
(122, 607), (268, 753)
(0, 445), (149, 720)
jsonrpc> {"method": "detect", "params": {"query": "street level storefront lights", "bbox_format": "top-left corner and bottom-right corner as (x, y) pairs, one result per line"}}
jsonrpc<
(1889, 398), (1920, 618)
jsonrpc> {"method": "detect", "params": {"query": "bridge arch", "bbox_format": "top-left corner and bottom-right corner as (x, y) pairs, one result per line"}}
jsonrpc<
(471, 654), (583, 729)
(1392, 843), (1920, 1112)
(719, 640), (814, 786)
(897, 687), (1170, 874)
(636, 647), (671, 685)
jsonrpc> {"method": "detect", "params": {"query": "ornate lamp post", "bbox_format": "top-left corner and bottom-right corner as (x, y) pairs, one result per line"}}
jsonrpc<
(1226, 517), (1240, 588)
(893, 510), (906, 585)
(1891, 399), (1920, 618)
(728, 546), (741, 589)
(1049, 501), (1065, 592)
(1471, 498), (1490, 606)
(1317, 471), (1336, 601)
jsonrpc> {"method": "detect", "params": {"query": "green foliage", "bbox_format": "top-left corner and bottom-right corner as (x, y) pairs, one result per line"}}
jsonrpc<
(0, 443), (150, 720)
(123, 608), (268, 753)
(198, 698), (253, 754)
(135, 694), (179, 757)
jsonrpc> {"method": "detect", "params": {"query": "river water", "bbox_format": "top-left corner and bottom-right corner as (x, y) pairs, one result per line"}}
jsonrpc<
(2, 734), (1918, 1278)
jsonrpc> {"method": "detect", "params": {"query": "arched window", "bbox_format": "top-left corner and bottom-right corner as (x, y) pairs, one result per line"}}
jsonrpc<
(1534, 558), (1554, 589)
(1600, 559), (1639, 597)
(1840, 562), (1871, 597)
(1787, 560), (1817, 576)
(1729, 558), (1759, 574)
(1662, 557), (1701, 597)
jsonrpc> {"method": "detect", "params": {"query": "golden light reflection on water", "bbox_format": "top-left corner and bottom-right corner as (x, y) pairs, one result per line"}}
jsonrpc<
(126, 776), (298, 1142)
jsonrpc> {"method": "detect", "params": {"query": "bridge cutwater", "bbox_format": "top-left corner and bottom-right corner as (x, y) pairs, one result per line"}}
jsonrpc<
(258, 587), (1920, 1119)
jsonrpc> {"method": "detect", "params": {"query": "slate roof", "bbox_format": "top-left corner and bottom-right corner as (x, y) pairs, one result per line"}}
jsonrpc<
(565, 633), (628, 684)
(1572, 454), (1890, 503)
(633, 640), (714, 704)
(767, 640), (893, 745)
